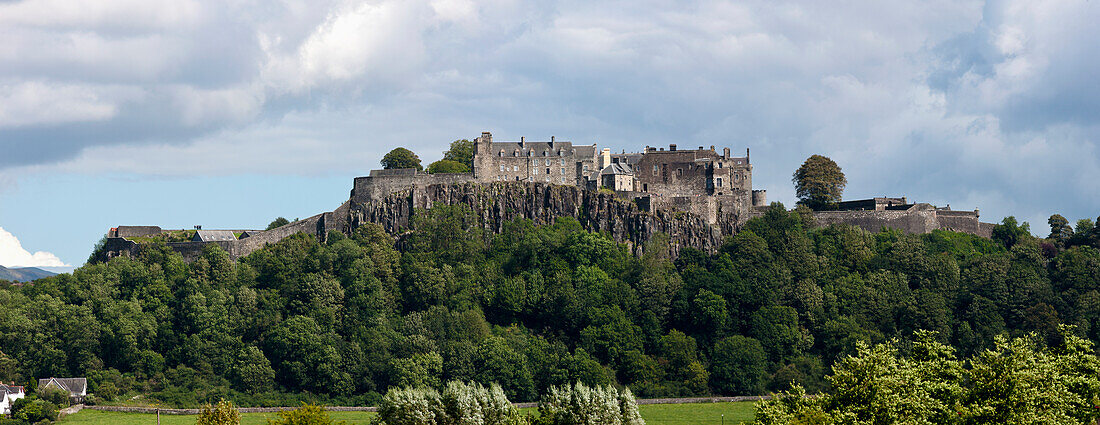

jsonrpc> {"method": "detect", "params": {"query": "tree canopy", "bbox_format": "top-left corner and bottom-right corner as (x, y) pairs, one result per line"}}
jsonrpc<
(267, 217), (290, 230)
(427, 159), (470, 174)
(793, 155), (847, 210)
(2, 203), (1099, 412)
(442, 139), (474, 171)
(381, 147), (423, 171)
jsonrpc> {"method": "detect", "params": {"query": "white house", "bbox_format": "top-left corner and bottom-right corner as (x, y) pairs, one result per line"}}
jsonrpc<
(0, 383), (25, 415)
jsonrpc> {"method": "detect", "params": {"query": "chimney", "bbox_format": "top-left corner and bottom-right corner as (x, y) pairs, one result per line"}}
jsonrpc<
(698, 146), (703, 150)
(746, 148), (750, 162)
(481, 131), (492, 140)
(669, 144), (677, 151)
(601, 148), (611, 169)
(723, 147), (730, 158)
(551, 136), (555, 143)
(520, 136), (525, 144)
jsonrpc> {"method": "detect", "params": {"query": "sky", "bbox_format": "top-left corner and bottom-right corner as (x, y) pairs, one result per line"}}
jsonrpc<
(1, 0), (1099, 270)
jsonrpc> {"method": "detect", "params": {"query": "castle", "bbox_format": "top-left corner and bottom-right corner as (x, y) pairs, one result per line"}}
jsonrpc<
(101, 131), (993, 262)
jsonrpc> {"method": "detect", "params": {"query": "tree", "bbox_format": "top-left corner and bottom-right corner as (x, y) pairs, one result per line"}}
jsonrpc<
(267, 217), (290, 230)
(711, 336), (767, 395)
(427, 159), (469, 174)
(197, 399), (240, 425)
(1048, 214), (1073, 246)
(381, 148), (423, 171)
(792, 155), (846, 210)
(443, 139), (474, 170)
(992, 216), (1031, 249)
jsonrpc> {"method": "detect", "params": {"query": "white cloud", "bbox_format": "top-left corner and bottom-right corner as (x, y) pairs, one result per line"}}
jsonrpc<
(0, 81), (119, 127)
(0, 226), (68, 268)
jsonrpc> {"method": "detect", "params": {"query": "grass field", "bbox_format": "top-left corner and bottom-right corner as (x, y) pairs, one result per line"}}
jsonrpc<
(60, 401), (757, 424)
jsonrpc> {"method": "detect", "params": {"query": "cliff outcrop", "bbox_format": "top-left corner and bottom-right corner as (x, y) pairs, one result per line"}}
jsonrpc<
(347, 182), (744, 255)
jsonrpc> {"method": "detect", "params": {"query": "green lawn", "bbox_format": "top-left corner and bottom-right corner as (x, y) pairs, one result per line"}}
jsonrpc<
(60, 410), (376, 425)
(639, 402), (756, 424)
(60, 401), (756, 425)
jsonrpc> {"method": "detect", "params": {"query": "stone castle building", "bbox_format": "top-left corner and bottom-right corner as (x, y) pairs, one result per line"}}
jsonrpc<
(101, 131), (993, 262)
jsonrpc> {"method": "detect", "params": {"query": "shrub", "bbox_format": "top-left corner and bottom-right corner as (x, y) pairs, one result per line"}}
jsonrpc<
(10, 398), (59, 423)
(197, 399), (240, 425)
(267, 403), (347, 425)
(375, 381), (526, 425)
(536, 382), (644, 425)
(38, 386), (71, 407)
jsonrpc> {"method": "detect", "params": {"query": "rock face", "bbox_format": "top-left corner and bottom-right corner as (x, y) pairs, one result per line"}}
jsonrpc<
(347, 182), (745, 255)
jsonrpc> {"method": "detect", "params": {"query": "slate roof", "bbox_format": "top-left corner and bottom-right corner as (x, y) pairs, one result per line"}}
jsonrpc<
(600, 163), (634, 175)
(38, 378), (86, 396)
(192, 230), (237, 242)
(239, 230), (263, 239)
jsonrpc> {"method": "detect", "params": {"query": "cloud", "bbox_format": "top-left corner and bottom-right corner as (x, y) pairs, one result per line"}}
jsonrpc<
(0, 0), (1099, 231)
(0, 226), (68, 268)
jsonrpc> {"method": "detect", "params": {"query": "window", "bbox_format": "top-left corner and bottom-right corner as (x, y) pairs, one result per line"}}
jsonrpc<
(560, 158), (565, 165)
(546, 168), (551, 175)
(652, 165), (658, 175)
(561, 177), (566, 183)
(534, 168), (538, 175)
(718, 162), (723, 168)
(513, 165), (518, 171)
(559, 150), (564, 156)
(561, 168), (565, 174)
(583, 165), (589, 172)
(546, 159), (551, 166)
(500, 165), (505, 172)
(528, 151), (533, 156)
(514, 151), (519, 157)
(717, 178), (723, 187)
(499, 150), (504, 157)
(643, 183), (648, 192)
(676, 168), (683, 177)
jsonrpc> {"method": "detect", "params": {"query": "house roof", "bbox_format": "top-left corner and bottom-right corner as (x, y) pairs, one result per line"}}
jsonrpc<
(0, 384), (23, 394)
(192, 230), (237, 242)
(38, 378), (86, 395)
(600, 163), (634, 175)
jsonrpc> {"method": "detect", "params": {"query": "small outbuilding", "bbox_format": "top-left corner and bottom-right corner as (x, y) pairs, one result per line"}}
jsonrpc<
(37, 377), (85, 403)
(191, 230), (237, 242)
(600, 163), (636, 192)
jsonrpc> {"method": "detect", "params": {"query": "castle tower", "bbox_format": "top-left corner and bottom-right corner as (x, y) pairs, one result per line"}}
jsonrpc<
(473, 131), (493, 180)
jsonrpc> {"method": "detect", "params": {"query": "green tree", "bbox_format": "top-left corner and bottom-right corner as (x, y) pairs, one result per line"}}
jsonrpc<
(267, 217), (290, 230)
(381, 148), (423, 171)
(427, 159), (470, 174)
(711, 336), (767, 395)
(1048, 214), (1074, 246)
(992, 216), (1031, 249)
(443, 139), (474, 170)
(197, 399), (240, 425)
(230, 345), (275, 394)
(792, 155), (846, 210)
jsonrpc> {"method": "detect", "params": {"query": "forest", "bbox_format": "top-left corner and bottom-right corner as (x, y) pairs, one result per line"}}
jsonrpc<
(0, 203), (1098, 409)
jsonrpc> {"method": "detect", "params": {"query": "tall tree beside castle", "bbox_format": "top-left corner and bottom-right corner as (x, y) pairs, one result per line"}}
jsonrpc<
(793, 155), (846, 210)
(443, 139), (474, 170)
(381, 147), (423, 171)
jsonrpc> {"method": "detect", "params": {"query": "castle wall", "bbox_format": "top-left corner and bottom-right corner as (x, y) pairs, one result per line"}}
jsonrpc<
(348, 182), (745, 256)
(811, 207), (993, 237)
(114, 226), (163, 238)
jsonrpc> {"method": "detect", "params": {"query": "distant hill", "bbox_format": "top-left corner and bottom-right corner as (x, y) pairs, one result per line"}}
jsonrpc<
(0, 265), (56, 282)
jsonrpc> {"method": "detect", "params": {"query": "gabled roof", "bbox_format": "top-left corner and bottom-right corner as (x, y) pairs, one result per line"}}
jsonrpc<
(600, 163), (634, 175)
(192, 230), (237, 242)
(0, 384), (23, 394)
(38, 378), (86, 395)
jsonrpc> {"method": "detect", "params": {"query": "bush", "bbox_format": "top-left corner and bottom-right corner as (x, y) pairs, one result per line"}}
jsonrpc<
(10, 398), (59, 423)
(536, 382), (644, 425)
(375, 381), (525, 425)
(96, 382), (119, 402)
(197, 399), (240, 425)
(38, 387), (70, 407)
(267, 403), (347, 425)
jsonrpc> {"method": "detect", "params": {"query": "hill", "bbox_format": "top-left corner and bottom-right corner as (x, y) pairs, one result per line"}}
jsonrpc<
(0, 204), (1096, 410)
(0, 264), (56, 282)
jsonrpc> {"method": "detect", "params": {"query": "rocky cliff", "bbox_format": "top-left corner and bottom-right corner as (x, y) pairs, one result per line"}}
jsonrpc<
(346, 182), (745, 255)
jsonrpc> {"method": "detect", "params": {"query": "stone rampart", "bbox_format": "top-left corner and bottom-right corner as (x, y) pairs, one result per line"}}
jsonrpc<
(348, 181), (743, 255)
(811, 206), (993, 237)
(352, 170), (475, 204)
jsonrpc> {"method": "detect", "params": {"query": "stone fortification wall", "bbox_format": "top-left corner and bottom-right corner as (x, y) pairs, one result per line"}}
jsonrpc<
(811, 205), (993, 237)
(114, 226), (162, 238)
(348, 182), (746, 255)
(352, 170), (475, 204)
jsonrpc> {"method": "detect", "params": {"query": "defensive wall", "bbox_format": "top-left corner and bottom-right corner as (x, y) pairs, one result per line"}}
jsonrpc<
(811, 204), (994, 237)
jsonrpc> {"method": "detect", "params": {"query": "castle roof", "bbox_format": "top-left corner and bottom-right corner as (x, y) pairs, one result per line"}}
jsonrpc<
(601, 163), (634, 175)
(192, 230), (237, 242)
